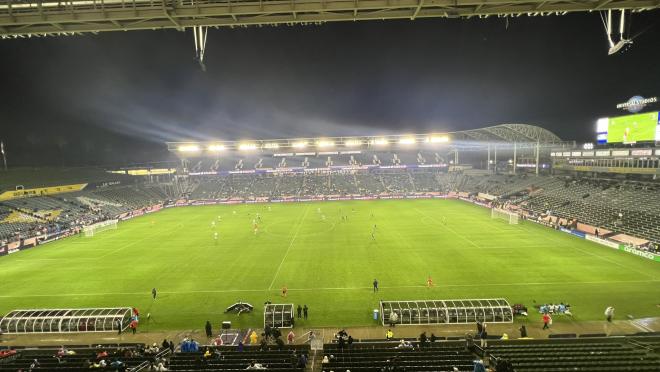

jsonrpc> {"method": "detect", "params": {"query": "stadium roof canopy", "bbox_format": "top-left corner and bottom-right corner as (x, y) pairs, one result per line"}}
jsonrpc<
(0, 0), (658, 38)
(166, 123), (566, 154)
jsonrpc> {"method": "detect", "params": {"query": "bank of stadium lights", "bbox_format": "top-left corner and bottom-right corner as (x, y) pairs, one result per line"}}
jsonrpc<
(238, 143), (258, 151)
(369, 138), (388, 146)
(292, 141), (307, 149)
(177, 144), (200, 152)
(316, 140), (335, 148)
(207, 144), (225, 152)
(399, 137), (416, 145)
(426, 135), (450, 144)
(263, 143), (280, 149)
(344, 139), (363, 147)
(583, 143), (594, 150)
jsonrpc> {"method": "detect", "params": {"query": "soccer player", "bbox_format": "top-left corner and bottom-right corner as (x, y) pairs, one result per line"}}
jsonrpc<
(441, 216), (447, 225)
(427, 275), (433, 288)
(371, 224), (377, 240)
(253, 223), (259, 235)
(152, 288), (157, 300)
(373, 279), (379, 292)
(211, 221), (216, 227)
(214, 232), (219, 241)
(281, 285), (288, 297)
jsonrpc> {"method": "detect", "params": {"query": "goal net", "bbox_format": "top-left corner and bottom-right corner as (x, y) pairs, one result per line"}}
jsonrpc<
(491, 208), (519, 224)
(83, 219), (118, 237)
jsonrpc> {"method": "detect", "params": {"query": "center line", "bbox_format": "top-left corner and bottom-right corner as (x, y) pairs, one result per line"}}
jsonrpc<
(268, 205), (310, 290)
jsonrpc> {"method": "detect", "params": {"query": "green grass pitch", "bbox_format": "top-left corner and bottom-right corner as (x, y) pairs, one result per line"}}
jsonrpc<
(1, 199), (658, 331)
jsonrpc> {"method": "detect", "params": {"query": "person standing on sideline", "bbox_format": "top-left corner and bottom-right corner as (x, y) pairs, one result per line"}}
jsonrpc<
(205, 321), (213, 338)
(519, 325), (527, 338)
(281, 285), (288, 298)
(287, 330), (295, 344)
(303, 305), (308, 320)
(605, 306), (615, 322)
(152, 288), (157, 300)
(297, 305), (302, 319)
(373, 279), (379, 292)
(542, 313), (551, 330)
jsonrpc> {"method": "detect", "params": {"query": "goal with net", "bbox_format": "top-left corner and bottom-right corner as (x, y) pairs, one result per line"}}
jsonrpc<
(83, 219), (118, 237)
(491, 208), (519, 224)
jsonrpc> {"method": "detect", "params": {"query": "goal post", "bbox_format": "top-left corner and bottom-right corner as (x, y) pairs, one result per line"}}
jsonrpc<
(491, 208), (519, 224)
(83, 219), (118, 237)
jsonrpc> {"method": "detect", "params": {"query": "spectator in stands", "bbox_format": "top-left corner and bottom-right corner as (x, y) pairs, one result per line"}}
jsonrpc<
(246, 360), (267, 370)
(203, 348), (213, 359)
(479, 324), (488, 348)
(419, 331), (428, 346)
(338, 335), (346, 350)
(347, 335), (354, 347)
(605, 306), (615, 322)
(476, 321), (483, 335)
(129, 318), (138, 334)
(395, 339), (413, 349)
(237, 341), (244, 352)
(430, 333), (438, 343)
(161, 339), (169, 350)
(287, 330), (295, 344)
(250, 330), (258, 344)
(205, 320), (213, 338)
(322, 355), (329, 364)
(213, 335), (223, 346)
(386, 329), (394, 340)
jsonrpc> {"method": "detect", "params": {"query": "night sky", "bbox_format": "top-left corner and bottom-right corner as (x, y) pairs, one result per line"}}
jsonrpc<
(1, 11), (659, 167)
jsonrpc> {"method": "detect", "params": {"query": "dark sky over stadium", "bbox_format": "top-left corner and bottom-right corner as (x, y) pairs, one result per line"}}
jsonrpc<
(1, 11), (659, 167)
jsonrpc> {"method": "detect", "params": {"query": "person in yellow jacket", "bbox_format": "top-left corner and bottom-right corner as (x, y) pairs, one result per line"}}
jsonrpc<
(385, 329), (394, 340)
(249, 330), (258, 345)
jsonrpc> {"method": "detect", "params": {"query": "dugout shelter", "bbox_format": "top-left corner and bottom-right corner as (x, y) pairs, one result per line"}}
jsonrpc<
(0, 307), (132, 334)
(379, 299), (513, 326)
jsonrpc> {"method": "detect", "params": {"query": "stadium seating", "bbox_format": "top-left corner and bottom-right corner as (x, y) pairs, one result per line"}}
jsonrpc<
(0, 344), (154, 371)
(485, 336), (660, 371)
(168, 345), (309, 371)
(322, 341), (476, 372)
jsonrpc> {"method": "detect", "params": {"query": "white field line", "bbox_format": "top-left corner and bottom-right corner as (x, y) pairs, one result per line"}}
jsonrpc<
(415, 208), (482, 249)
(2, 279), (658, 298)
(267, 204), (311, 290)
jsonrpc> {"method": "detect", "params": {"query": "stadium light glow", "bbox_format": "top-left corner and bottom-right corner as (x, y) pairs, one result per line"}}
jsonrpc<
(583, 142), (594, 150)
(344, 139), (362, 147)
(263, 143), (280, 149)
(207, 144), (225, 152)
(238, 143), (258, 151)
(596, 118), (609, 133)
(399, 137), (416, 145)
(427, 135), (449, 143)
(292, 141), (307, 149)
(316, 140), (335, 148)
(178, 145), (200, 152)
(369, 138), (388, 146)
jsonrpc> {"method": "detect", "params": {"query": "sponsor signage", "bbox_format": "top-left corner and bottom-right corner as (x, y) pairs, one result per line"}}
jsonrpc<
(631, 149), (653, 156)
(622, 246), (657, 260)
(611, 150), (630, 157)
(586, 234), (621, 249)
(571, 151), (582, 157)
(562, 152), (571, 157)
(616, 96), (658, 113)
(0, 183), (88, 201)
(582, 151), (594, 157)
(596, 150), (610, 157)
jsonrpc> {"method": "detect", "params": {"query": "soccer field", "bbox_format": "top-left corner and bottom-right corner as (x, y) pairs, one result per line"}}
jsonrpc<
(1, 199), (658, 331)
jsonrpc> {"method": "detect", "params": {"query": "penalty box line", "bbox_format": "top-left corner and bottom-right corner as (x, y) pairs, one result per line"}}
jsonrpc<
(2, 279), (658, 298)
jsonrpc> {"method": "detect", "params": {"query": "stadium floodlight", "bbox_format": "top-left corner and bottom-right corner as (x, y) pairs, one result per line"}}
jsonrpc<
(344, 139), (362, 147)
(369, 138), (388, 146)
(292, 141), (307, 149)
(263, 143), (280, 149)
(207, 144), (225, 152)
(399, 137), (416, 145)
(238, 143), (258, 151)
(583, 142), (594, 150)
(508, 159), (513, 164)
(178, 145), (200, 152)
(426, 135), (449, 143)
(316, 140), (335, 148)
